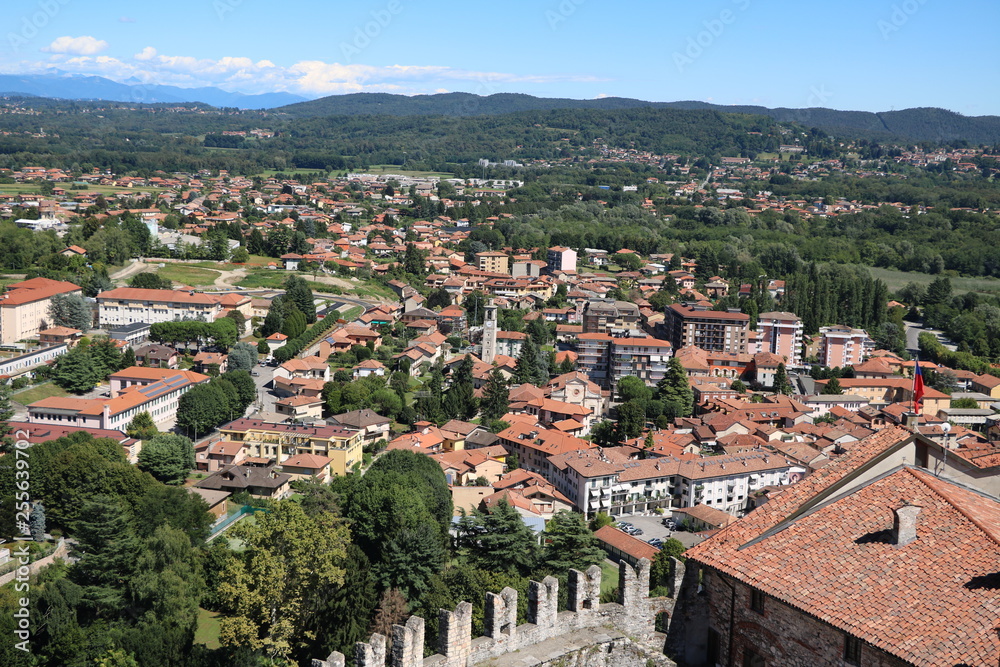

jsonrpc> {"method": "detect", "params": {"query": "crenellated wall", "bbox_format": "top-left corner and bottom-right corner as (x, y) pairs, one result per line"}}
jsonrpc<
(312, 557), (683, 667)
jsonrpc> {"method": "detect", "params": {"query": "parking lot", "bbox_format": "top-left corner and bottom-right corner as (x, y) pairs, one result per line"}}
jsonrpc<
(615, 512), (708, 550)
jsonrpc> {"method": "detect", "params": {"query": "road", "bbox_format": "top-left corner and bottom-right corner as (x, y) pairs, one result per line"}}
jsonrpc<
(903, 321), (957, 355)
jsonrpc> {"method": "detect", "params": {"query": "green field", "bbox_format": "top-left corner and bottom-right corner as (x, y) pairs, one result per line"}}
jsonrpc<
(0, 183), (166, 196)
(236, 271), (334, 293)
(13, 382), (69, 405)
(153, 264), (221, 286)
(865, 266), (1000, 296)
(194, 607), (222, 649)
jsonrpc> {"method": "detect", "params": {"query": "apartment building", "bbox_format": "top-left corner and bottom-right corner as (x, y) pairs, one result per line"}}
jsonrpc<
(576, 333), (673, 389)
(665, 303), (750, 354)
(475, 251), (509, 274)
(581, 299), (641, 335)
(97, 287), (252, 328)
(546, 246), (577, 273)
(217, 418), (363, 476)
(0, 277), (82, 344)
(756, 311), (804, 366)
(819, 324), (869, 368)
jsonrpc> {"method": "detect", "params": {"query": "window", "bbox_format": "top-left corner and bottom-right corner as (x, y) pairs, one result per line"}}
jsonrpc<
(750, 588), (764, 613)
(844, 635), (861, 665)
(742, 649), (765, 667)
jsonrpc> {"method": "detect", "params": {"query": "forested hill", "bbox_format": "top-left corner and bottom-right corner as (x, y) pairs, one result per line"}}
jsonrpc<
(277, 92), (1000, 144)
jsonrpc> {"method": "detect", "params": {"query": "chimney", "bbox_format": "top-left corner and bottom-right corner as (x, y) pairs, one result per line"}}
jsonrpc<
(892, 503), (921, 547)
(903, 411), (919, 430)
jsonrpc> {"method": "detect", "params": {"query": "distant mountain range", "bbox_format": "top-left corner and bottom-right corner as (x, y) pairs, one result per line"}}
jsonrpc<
(0, 72), (307, 109)
(276, 92), (1000, 144)
(1, 74), (998, 143)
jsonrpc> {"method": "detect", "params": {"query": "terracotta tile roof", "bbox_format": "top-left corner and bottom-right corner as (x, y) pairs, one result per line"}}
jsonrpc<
(594, 525), (660, 561)
(97, 287), (219, 305)
(0, 277), (81, 306)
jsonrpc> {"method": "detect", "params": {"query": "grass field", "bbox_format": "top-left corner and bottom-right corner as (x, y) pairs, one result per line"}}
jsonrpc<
(600, 559), (619, 596)
(13, 382), (69, 405)
(351, 282), (395, 300)
(195, 607), (222, 649)
(236, 271), (333, 293)
(865, 266), (1000, 296)
(0, 183), (166, 196)
(153, 264), (221, 286)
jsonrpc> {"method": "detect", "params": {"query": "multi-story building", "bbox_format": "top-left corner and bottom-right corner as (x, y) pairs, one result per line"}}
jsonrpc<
(576, 334), (673, 389)
(546, 246), (577, 273)
(756, 311), (804, 366)
(495, 330), (527, 359)
(0, 277), (82, 344)
(819, 324), (868, 367)
(217, 418), (363, 476)
(582, 299), (641, 335)
(475, 251), (509, 274)
(27, 368), (208, 431)
(665, 303), (749, 354)
(97, 287), (252, 328)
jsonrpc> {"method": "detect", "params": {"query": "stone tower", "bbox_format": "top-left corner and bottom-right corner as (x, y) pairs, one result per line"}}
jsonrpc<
(481, 299), (498, 364)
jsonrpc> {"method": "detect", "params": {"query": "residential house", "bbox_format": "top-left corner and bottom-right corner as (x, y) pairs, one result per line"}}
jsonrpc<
(328, 409), (391, 447)
(194, 463), (291, 500)
(0, 277), (83, 345)
(218, 419), (363, 476)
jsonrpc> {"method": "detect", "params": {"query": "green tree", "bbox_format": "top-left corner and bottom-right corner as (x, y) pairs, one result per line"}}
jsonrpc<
(459, 499), (539, 576)
(137, 434), (195, 485)
(773, 362), (792, 395)
(443, 354), (478, 420)
(70, 495), (140, 612)
(129, 272), (172, 290)
(218, 501), (350, 663)
(480, 368), (510, 422)
(463, 290), (487, 326)
(285, 275), (317, 324)
(0, 382), (13, 451)
(514, 337), (547, 386)
(589, 512), (614, 532)
(427, 288), (452, 309)
(282, 308), (307, 339)
(51, 347), (100, 393)
(617, 376), (652, 404)
(822, 376), (843, 395)
(126, 411), (158, 440)
(616, 400), (646, 438)
(227, 341), (258, 372)
(48, 292), (93, 332)
(655, 358), (694, 417)
(247, 228), (266, 255)
(542, 511), (605, 573)
(403, 243), (427, 275)
(650, 538), (686, 589)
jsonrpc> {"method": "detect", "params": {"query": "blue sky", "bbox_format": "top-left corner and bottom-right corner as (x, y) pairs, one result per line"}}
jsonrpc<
(2, 0), (997, 113)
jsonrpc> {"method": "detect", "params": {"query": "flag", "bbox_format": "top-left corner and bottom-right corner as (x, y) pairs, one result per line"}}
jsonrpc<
(912, 360), (925, 414)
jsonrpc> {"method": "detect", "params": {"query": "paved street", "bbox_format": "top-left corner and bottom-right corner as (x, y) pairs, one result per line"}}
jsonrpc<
(615, 512), (708, 550)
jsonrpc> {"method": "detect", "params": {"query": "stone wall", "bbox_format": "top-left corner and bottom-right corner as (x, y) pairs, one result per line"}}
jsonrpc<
(311, 558), (683, 667)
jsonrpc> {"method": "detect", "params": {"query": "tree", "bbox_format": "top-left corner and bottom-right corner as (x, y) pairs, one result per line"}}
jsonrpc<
(247, 228), (265, 256)
(617, 375), (652, 404)
(222, 370), (257, 410)
(952, 397), (980, 409)
(231, 247), (250, 264)
(257, 339), (270, 355)
(285, 275), (317, 323)
(48, 292), (92, 332)
(730, 379), (747, 393)
(0, 382), (13, 451)
(514, 338), (547, 386)
(542, 511), (605, 573)
(443, 354), (478, 420)
(650, 539), (686, 589)
(137, 434), (195, 485)
(29, 502), (46, 540)
(616, 400), (646, 438)
(70, 495), (140, 612)
(924, 276), (952, 306)
(262, 299), (284, 337)
(589, 512), (614, 532)
(282, 308), (307, 339)
(463, 290), (487, 327)
(822, 377), (843, 395)
(218, 501), (350, 663)
(51, 347), (99, 393)
(369, 588), (409, 638)
(126, 411), (158, 440)
(426, 288), (451, 309)
(460, 499), (539, 576)
(403, 243), (426, 276)
(129, 272), (172, 290)
(228, 342), (258, 372)
(120, 346), (136, 369)
(655, 358), (694, 418)
(773, 362), (792, 395)
(480, 368), (510, 422)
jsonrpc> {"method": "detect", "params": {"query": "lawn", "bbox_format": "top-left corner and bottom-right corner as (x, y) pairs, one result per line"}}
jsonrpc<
(351, 282), (396, 300)
(865, 266), (1000, 296)
(600, 559), (619, 596)
(13, 382), (69, 405)
(153, 264), (221, 287)
(194, 607), (222, 649)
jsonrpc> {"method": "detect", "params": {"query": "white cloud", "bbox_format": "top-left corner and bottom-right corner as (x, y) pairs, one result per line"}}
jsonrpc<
(42, 36), (109, 56)
(594, 93), (610, 99)
(22, 48), (606, 98)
